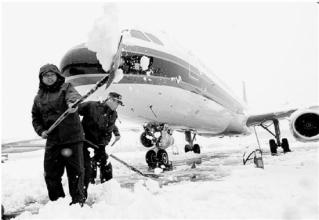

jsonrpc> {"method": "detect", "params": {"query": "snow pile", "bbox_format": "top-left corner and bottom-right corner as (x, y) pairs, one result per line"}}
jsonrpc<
(140, 56), (150, 71)
(1, 150), (48, 212)
(112, 68), (124, 83)
(2, 136), (319, 219)
(154, 167), (163, 174)
(86, 3), (121, 72)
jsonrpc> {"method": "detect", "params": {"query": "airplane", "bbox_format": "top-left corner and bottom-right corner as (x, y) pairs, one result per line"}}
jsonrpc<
(59, 28), (319, 169)
(2, 139), (45, 154)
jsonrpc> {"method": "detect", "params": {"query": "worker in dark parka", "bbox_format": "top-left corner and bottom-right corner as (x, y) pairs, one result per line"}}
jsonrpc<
(31, 64), (86, 206)
(78, 92), (123, 187)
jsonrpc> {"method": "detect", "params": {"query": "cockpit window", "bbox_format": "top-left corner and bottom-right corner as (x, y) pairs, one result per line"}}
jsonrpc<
(130, 29), (151, 42)
(145, 32), (164, 46)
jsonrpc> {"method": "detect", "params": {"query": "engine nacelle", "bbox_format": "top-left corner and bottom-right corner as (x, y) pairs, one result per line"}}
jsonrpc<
(290, 107), (319, 142)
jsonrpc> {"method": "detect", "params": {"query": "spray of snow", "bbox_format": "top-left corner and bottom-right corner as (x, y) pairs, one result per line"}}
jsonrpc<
(154, 167), (163, 174)
(113, 69), (124, 83)
(60, 148), (72, 157)
(86, 3), (121, 72)
(140, 56), (150, 71)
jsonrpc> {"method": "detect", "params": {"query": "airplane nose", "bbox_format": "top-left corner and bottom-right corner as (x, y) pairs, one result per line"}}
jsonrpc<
(60, 44), (105, 77)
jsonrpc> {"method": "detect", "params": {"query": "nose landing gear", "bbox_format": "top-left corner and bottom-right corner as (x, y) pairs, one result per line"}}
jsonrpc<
(145, 149), (171, 169)
(140, 122), (174, 170)
(157, 149), (169, 166)
(145, 149), (157, 169)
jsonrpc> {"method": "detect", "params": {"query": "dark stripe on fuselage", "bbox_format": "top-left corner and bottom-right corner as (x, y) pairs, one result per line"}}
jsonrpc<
(61, 43), (244, 113)
(122, 45), (243, 113)
(123, 44), (196, 74)
(68, 74), (204, 95)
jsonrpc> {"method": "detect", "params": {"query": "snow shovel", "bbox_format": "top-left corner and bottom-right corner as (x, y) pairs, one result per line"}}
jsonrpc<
(84, 139), (160, 179)
(46, 33), (125, 135)
(110, 137), (120, 147)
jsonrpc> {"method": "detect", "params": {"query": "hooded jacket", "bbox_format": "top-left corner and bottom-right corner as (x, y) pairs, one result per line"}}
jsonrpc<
(31, 64), (84, 146)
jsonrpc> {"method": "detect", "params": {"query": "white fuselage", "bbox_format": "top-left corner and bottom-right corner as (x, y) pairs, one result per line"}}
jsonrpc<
(63, 29), (250, 137)
(67, 74), (250, 137)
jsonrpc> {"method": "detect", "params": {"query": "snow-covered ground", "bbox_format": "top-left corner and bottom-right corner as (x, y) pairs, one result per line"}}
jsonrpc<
(1, 129), (319, 219)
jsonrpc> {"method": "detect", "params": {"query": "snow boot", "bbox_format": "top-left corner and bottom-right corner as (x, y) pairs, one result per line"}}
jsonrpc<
(100, 162), (113, 183)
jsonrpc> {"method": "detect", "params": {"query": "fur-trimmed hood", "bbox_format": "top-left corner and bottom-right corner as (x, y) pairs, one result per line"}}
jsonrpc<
(38, 64), (65, 92)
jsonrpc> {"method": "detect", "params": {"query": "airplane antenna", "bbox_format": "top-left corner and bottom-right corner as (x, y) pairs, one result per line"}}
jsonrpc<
(149, 105), (158, 118)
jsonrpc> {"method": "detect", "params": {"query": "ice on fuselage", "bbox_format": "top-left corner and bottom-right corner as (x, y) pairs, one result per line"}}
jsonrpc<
(113, 69), (124, 83)
(140, 56), (150, 71)
(86, 3), (121, 72)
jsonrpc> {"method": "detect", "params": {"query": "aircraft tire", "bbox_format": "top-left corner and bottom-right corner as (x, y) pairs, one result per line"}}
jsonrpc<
(145, 150), (157, 169)
(184, 144), (191, 153)
(193, 144), (200, 154)
(140, 132), (154, 148)
(281, 138), (291, 153)
(157, 149), (169, 166)
(269, 139), (277, 155)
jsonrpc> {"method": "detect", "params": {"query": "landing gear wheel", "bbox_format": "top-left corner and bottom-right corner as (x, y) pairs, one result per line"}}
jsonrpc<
(193, 144), (200, 154)
(184, 144), (191, 153)
(145, 150), (157, 169)
(269, 139), (277, 155)
(157, 149), (169, 166)
(157, 149), (172, 170)
(281, 138), (291, 153)
(140, 132), (154, 148)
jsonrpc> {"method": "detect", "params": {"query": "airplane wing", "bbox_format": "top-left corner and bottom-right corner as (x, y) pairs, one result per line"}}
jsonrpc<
(246, 108), (297, 126)
(246, 105), (319, 143)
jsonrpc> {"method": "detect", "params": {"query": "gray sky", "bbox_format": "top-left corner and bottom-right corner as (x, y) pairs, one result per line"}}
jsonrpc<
(1, 2), (318, 141)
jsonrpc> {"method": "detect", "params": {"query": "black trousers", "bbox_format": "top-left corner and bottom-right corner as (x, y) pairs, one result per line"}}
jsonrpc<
(44, 141), (85, 203)
(83, 144), (92, 197)
(90, 145), (113, 183)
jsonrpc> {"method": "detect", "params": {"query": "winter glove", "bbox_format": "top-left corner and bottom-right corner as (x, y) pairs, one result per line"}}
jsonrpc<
(68, 102), (78, 113)
(110, 135), (121, 146)
(114, 135), (121, 142)
(41, 131), (48, 139)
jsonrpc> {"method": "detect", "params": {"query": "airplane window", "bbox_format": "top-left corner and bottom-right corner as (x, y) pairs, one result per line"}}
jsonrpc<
(121, 55), (143, 75)
(189, 66), (200, 81)
(130, 30), (151, 42)
(189, 71), (199, 81)
(144, 32), (164, 46)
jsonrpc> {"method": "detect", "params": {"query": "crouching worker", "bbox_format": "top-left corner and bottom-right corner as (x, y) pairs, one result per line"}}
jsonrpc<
(78, 92), (123, 186)
(31, 64), (86, 206)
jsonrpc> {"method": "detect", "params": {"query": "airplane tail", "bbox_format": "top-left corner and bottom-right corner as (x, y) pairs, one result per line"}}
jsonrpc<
(242, 81), (248, 104)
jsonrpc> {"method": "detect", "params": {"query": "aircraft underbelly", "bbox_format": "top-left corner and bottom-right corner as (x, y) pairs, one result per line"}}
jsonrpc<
(75, 83), (241, 134)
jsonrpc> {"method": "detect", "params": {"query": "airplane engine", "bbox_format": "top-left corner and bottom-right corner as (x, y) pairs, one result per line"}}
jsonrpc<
(290, 107), (319, 142)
